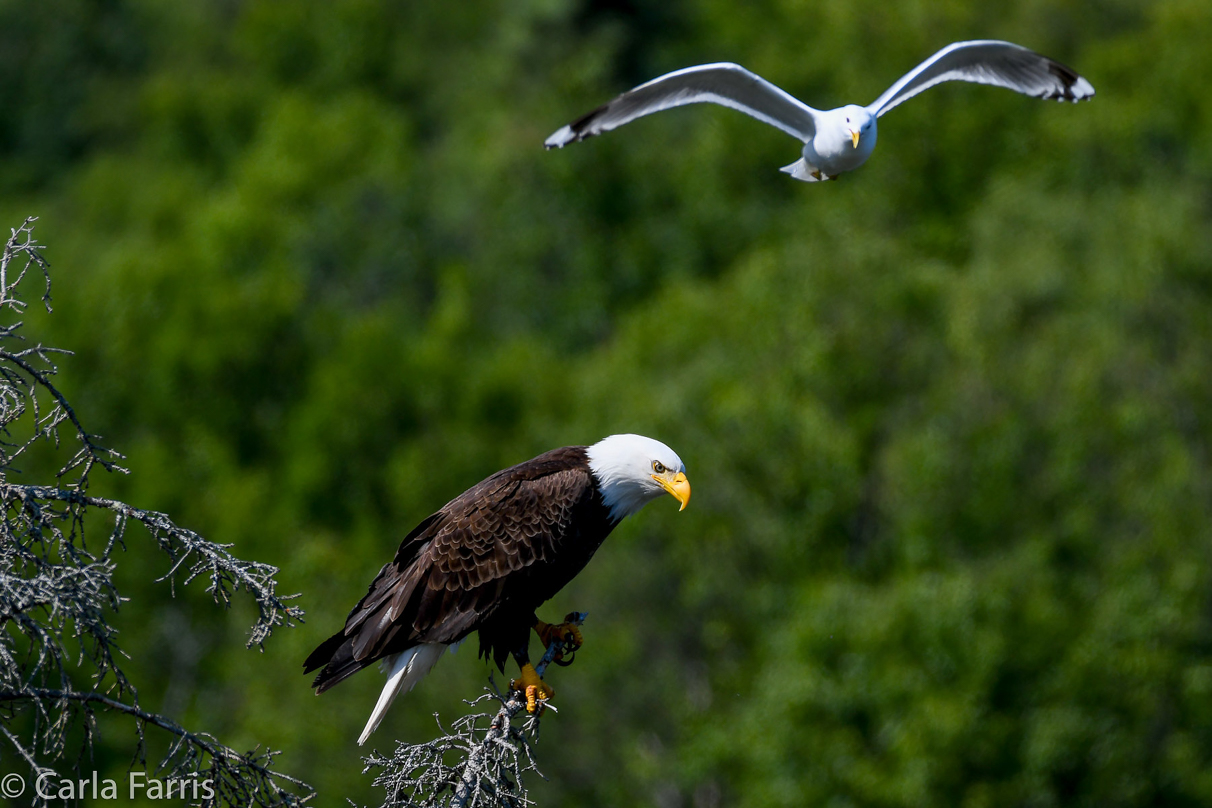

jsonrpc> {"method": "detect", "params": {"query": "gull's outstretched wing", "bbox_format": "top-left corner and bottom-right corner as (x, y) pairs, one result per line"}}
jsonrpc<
(545, 62), (819, 148)
(867, 40), (1095, 118)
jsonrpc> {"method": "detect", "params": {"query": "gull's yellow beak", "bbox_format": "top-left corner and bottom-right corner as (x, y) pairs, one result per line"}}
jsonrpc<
(850, 129), (861, 149)
(654, 471), (692, 511)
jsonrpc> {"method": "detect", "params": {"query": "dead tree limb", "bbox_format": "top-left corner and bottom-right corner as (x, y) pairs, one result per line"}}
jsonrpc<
(361, 613), (588, 808)
(0, 218), (314, 807)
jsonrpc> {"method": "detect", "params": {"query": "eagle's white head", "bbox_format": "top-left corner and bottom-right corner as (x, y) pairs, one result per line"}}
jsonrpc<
(587, 433), (690, 521)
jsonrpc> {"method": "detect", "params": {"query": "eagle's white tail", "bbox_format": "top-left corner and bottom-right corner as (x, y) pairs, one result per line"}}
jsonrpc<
(357, 643), (448, 745)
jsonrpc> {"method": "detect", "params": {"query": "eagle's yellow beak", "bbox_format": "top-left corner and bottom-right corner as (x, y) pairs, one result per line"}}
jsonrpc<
(654, 471), (692, 511)
(850, 129), (861, 149)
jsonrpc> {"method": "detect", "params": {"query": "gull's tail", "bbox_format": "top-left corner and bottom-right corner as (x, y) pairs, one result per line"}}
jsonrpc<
(779, 159), (827, 182)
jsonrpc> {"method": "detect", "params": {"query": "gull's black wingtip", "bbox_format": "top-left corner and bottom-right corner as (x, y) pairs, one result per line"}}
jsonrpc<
(1045, 59), (1096, 102)
(544, 100), (615, 149)
(544, 127), (571, 149)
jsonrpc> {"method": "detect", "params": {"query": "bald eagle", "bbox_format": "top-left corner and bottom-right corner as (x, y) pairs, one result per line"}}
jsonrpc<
(303, 434), (690, 744)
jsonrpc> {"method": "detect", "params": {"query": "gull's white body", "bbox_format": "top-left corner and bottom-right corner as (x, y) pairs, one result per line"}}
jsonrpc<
(784, 105), (878, 181)
(545, 40), (1094, 182)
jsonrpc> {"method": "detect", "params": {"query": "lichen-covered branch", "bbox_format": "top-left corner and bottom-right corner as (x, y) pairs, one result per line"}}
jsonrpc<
(6, 485), (304, 648)
(361, 613), (587, 808)
(0, 688), (311, 805)
(0, 218), (313, 806)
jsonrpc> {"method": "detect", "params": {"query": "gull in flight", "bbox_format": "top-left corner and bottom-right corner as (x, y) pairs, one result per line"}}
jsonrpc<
(545, 40), (1094, 182)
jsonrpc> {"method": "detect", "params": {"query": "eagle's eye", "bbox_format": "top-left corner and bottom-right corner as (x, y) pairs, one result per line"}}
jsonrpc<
(652, 461), (667, 474)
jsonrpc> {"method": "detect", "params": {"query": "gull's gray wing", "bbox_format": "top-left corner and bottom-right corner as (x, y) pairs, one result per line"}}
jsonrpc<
(545, 62), (819, 149)
(867, 40), (1095, 118)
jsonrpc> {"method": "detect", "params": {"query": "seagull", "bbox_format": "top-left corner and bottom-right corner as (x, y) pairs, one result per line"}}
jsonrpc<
(545, 40), (1094, 182)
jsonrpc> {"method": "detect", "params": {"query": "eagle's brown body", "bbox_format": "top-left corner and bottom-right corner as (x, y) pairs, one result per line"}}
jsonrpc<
(304, 446), (619, 691)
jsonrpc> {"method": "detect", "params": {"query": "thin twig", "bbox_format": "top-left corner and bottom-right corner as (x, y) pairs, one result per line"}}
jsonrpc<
(362, 614), (588, 808)
(0, 218), (313, 806)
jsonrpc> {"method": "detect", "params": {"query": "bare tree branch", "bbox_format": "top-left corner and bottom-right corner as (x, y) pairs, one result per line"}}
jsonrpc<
(0, 218), (314, 806)
(361, 613), (587, 808)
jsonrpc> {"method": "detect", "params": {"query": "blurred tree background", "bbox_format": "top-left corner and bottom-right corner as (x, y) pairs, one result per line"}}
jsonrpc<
(1, 0), (1210, 805)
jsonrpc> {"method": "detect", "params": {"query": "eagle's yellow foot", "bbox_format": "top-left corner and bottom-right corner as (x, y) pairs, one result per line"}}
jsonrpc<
(534, 619), (583, 651)
(510, 663), (554, 714)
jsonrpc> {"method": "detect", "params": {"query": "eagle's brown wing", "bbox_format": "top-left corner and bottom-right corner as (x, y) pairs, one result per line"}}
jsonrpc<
(305, 446), (611, 692)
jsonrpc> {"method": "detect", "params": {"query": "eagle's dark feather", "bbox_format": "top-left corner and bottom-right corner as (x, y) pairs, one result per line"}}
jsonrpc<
(304, 446), (618, 692)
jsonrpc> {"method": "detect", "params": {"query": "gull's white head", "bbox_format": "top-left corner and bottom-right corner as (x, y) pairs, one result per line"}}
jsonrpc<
(806, 105), (878, 177)
(839, 105), (876, 149)
(586, 434), (691, 521)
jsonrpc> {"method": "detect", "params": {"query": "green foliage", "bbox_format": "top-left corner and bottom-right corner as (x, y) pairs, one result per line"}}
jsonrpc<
(3, 0), (1211, 805)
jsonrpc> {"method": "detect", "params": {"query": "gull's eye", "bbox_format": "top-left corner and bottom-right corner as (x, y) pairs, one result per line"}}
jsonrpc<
(652, 461), (667, 474)
(845, 117), (850, 123)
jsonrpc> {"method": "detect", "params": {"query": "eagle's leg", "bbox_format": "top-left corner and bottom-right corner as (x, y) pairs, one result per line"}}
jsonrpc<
(509, 647), (554, 714)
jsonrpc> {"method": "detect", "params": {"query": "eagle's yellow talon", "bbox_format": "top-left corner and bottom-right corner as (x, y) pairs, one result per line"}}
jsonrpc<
(534, 620), (583, 650)
(510, 663), (554, 713)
